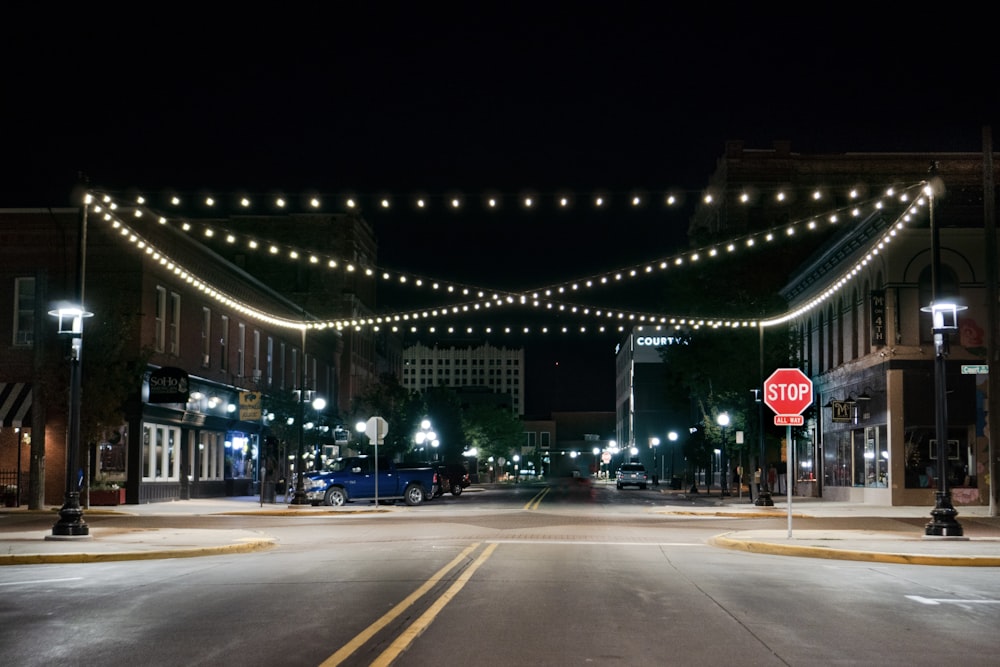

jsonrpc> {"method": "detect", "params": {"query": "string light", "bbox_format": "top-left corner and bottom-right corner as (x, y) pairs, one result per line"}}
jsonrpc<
(88, 181), (928, 336)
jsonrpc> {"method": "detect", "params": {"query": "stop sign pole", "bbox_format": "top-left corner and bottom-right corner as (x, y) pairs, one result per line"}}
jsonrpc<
(763, 368), (813, 536)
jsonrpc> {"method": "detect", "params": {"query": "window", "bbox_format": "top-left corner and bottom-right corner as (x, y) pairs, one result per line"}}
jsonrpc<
(253, 330), (261, 378)
(201, 307), (211, 367)
(154, 286), (167, 352)
(197, 431), (225, 481)
(13, 277), (34, 346)
(220, 315), (229, 371)
(279, 342), (286, 389)
(266, 336), (273, 387)
(169, 292), (181, 355)
(141, 422), (181, 481)
(237, 322), (246, 377)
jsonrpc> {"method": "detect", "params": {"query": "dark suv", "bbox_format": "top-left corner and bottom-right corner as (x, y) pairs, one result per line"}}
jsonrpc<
(616, 463), (649, 490)
(435, 463), (471, 497)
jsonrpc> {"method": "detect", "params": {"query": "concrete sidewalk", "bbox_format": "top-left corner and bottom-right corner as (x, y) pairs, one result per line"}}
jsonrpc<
(2, 491), (999, 566)
(655, 489), (1000, 566)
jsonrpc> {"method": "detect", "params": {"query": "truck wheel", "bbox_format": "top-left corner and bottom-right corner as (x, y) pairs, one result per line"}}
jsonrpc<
(324, 487), (347, 506)
(404, 483), (425, 506)
(450, 485), (463, 497)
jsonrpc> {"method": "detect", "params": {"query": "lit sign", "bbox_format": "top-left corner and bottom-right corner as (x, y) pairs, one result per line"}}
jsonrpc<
(635, 336), (687, 347)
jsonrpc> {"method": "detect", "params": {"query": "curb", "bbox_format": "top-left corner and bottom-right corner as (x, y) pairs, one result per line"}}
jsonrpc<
(709, 533), (1000, 567)
(0, 537), (277, 566)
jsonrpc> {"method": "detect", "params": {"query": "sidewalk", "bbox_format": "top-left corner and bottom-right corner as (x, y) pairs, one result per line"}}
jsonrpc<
(0, 496), (389, 566)
(2, 491), (1000, 566)
(654, 488), (1000, 566)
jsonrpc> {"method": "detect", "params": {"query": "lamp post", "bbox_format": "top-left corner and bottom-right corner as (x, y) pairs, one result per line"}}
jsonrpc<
(48, 306), (93, 538)
(923, 166), (964, 537)
(717, 412), (730, 496)
(667, 431), (678, 486)
(649, 437), (660, 484)
(513, 454), (520, 483)
(290, 389), (325, 505)
(415, 419), (438, 462)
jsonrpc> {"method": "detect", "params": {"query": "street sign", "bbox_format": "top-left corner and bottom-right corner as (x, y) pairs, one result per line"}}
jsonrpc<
(763, 368), (813, 425)
(962, 364), (989, 375)
(601, 451), (611, 464)
(774, 415), (804, 426)
(365, 416), (388, 444)
(239, 392), (261, 421)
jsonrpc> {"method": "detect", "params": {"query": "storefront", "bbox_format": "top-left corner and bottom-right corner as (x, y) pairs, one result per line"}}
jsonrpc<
(115, 375), (264, 504)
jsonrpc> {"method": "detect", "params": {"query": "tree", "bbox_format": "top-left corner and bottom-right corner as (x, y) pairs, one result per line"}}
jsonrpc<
(350, 373), (424, 460)
(462, 404), (524, 465)
(80, 303), (150, 449)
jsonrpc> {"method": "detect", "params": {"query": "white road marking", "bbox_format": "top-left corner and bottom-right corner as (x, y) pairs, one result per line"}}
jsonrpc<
(0, 577), (84, 587)
(906, 595), (1000, 606)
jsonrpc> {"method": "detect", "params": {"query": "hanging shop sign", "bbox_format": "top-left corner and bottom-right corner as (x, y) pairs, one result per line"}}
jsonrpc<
(148, 367), (190, 403)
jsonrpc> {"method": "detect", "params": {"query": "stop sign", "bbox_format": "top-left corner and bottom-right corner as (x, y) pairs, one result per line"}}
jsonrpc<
(763, 368), (813, 416)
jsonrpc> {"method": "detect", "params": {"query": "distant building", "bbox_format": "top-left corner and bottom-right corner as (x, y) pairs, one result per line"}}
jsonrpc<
(401, 343), (524, 416)
(614, 331), (689, 478)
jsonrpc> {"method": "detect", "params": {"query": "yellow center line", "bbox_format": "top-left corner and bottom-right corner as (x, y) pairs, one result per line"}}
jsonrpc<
(318, 542), (482, 667)
(370, 542), (500, 667)
(525, 486), (550, 510)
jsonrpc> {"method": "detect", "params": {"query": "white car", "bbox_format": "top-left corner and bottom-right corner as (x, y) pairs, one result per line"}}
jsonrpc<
(616, 463), (649, 490)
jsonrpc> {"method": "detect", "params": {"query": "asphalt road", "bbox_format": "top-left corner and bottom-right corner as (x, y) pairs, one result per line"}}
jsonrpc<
(2, 483), (999, 666)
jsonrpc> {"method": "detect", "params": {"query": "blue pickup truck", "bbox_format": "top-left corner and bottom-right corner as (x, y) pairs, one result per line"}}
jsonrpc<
(302, 456), (437, 506)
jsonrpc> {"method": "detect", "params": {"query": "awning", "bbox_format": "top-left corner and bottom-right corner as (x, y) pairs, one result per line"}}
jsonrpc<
(0, 382), (32, 428)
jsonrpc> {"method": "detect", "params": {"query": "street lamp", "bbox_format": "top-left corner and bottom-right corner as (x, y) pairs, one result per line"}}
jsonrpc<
(922, 167), (964, 537)
(593, 447), (601, 479)
(649, 437), (660, 483)
(290, 390), (326, 505)
(48, 305), (93, 538)
(414, 419), (439, 461)
(513, 454), (520, 483)
(717, 412), (730, 496)
(667, 431), (678, 486)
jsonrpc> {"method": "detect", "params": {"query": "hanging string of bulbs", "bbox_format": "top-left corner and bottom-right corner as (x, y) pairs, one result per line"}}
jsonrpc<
(86, 181), (929, 335)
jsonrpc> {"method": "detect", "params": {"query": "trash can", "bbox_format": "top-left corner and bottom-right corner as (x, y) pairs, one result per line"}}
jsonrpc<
(671, 476), (682, 490)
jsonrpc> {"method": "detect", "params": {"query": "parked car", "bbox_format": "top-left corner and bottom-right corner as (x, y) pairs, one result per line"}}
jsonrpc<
(616, 463), (649, 490)
(435, 462), (471, 497)
(303, 456), (436, 506)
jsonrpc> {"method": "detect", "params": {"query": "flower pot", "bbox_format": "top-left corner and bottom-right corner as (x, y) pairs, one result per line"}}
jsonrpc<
(89, 488), (126, 506)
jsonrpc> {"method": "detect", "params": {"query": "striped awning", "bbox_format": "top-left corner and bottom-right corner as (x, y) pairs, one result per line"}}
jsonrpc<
(0, 382), (32, 428)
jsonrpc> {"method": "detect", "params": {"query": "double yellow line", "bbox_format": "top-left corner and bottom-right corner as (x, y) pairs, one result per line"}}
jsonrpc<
(320, 541), (498, 667)
(525, 486), (550, 510)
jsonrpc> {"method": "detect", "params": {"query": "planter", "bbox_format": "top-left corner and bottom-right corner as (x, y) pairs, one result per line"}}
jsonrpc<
(3, 494), (16, 507)
(89, 488), (126, 506)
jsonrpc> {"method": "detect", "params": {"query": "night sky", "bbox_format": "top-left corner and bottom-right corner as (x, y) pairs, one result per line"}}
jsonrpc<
(3, 9), (996, 415)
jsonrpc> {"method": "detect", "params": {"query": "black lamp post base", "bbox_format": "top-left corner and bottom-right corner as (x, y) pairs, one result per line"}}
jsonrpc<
(48, 493), (90, 538)
(755, 489), (775, 507)
(289, 491), (310, 505)
(924, 491), (964, 537)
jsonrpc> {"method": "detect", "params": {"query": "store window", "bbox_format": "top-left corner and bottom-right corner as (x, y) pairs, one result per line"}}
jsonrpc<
(198, 431), (225, 481)
(903, 427), (973, 489)
(141, 423), (181, 481)
(824, 431), (852, 487)
(226, 433), (254, 479)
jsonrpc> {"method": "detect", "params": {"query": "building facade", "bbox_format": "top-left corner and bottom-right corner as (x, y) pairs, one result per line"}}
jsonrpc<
(614, 330), (690, 478)
(401, 342), (525, 416)
(693, 141), (997, 506)
(0, 200), (345, 506)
